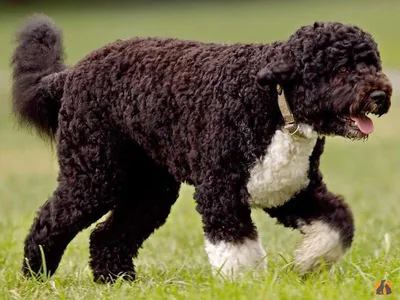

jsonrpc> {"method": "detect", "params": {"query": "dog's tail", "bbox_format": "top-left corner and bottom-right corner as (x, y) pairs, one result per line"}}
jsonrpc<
(11, 14), (67, 139)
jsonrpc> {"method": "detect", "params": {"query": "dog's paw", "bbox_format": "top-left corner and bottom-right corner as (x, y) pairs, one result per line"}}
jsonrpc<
(205, 236), (267, 278)
(294, 220), (346, 274)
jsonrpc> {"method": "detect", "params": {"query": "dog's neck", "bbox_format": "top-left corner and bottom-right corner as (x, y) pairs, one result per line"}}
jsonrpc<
(256, 43), (303, 137)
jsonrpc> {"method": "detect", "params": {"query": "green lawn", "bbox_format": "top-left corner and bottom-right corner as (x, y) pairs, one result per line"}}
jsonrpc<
(0, 1), (399, 299)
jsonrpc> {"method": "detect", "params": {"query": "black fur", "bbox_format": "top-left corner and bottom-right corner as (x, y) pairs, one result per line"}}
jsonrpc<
(11, 15), (392, 283)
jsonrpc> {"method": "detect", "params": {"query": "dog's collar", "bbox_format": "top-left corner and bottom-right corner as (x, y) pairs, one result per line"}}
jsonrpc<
(276, 84), (301, 136)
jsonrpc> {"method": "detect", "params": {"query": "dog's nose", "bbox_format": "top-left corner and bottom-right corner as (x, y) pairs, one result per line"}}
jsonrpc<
(370, 90), (387, 102)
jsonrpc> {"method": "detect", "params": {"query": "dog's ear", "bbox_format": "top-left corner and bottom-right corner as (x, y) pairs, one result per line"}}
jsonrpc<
(257, 54), (297, 88)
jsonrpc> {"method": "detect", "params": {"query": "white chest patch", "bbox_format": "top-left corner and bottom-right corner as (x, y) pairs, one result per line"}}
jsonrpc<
(247, 124), (318, 209)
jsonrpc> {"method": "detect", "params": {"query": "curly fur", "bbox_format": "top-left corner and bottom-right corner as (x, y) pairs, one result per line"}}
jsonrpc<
(11, 15), (392, 282)
(247, 124), (318, 208)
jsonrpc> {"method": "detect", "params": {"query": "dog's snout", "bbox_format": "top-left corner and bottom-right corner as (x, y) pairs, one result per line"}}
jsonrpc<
(370, 90), (387, 102)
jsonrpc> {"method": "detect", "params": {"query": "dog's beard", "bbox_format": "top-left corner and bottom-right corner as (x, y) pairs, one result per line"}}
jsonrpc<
(343, 125), (370, 141)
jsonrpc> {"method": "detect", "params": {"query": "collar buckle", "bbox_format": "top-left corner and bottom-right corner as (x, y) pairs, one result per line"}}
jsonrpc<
(284, 122), (300, 136)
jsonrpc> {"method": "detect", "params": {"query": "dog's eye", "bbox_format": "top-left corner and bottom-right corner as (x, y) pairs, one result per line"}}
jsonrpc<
(338, 67), (348, 74)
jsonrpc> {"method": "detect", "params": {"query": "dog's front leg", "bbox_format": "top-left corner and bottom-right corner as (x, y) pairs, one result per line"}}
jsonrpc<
(265, 187), (354, 273)
(264, 138), (354, 273)
(194, 177), (267, 277)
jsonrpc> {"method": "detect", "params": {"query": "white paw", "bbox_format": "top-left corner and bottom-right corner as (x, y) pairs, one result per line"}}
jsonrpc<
(294, 221), (345, 273)
(205, 236), (267, 277)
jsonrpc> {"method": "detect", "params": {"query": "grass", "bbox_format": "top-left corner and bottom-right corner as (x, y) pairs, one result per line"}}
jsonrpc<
(0, 1), (399, 299)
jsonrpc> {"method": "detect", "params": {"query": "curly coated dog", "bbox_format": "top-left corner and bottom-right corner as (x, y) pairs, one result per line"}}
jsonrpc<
(11, 14), (392, 283)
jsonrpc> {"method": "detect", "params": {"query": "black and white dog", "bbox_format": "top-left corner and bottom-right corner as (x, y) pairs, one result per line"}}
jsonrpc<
(11, 15), (392, 282)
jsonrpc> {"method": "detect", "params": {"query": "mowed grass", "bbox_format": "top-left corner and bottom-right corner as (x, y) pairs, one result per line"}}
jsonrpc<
(0, 1), (400, 299)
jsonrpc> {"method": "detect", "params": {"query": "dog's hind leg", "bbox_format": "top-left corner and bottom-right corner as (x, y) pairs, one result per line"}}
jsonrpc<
(195, 174), (267, 277)
(264, 138), (354, 273)
(88, 151), (180, 283)
(22, 109), (128, 279)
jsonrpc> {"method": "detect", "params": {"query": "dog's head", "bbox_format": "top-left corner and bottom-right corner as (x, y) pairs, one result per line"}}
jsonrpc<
(257, 22), (392, 140)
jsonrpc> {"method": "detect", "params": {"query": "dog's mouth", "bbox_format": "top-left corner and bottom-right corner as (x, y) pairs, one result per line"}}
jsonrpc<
(341, 100), (383, 139)
(348, 111), (375, 135)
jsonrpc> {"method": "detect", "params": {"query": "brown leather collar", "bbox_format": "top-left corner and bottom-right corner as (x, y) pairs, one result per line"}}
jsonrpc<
(276, 84), (301, 136)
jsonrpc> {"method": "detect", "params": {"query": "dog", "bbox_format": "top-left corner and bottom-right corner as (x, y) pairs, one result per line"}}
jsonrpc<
(11, 14), (392, 283)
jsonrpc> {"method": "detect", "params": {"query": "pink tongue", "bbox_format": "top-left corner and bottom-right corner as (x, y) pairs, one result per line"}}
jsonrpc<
(350, 114), (374, 134)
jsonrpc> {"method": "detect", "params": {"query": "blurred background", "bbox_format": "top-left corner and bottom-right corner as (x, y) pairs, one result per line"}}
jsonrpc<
(0, 0), (399, 297)
(1, 0), (400, 67)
